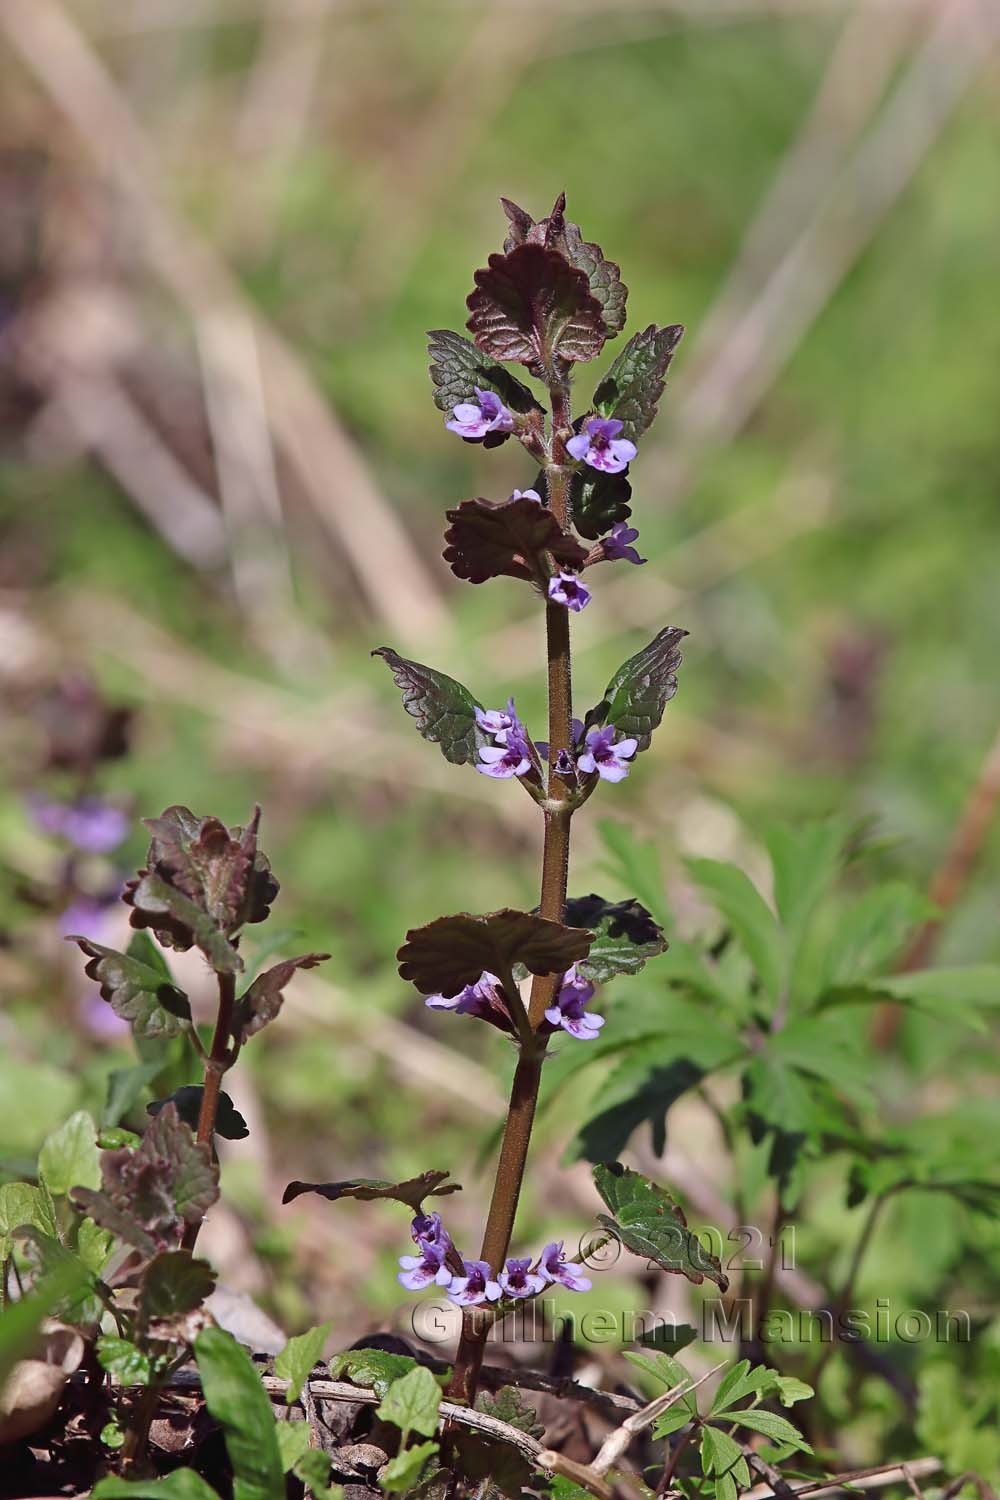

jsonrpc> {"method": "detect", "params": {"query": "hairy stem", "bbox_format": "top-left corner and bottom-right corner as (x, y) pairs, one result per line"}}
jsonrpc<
(180, 970), (236, 1252)
(447, 375), (576, 1405)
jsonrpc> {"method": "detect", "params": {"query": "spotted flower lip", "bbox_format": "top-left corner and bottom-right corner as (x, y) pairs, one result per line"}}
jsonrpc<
(411, 1212), (451, 1254)
(566, 417), (637, 475)
(447, 1258), (503, 1306)
(543, 964), (605, 1041)
(476, 701), (535, 778)
(398, 1239), (453, 1291)
(537, 1240), (592, 1293)
(547, 571), (592, 613)
(601, 522), (646, 566)
(446, 387), (514, 439)
(499, 1257), (545, 1299)
(577, 725), (638, 783)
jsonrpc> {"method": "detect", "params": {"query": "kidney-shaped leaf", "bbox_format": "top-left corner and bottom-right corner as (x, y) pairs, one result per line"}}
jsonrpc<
(467, 243), (607, 371)
(592, 1161), (728, 1290)
(399, 908), (592, 998)
(443, 495), (587, 585)
(373, 648), (487, 766)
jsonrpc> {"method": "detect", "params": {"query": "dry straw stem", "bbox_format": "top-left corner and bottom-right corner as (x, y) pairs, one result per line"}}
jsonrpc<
(0, 0), (446, 643)
(589, 1360), (727, 1474)
(742, 1456), (942, 1499)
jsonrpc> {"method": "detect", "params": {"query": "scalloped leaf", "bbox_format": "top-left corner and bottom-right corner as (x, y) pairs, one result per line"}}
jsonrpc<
(443, 495), (587, 585)
(427, 329), (542, 416)
(564, 895), (666, 982)
(70, 932), (192, 1038)
(141, 1250), (217, 1320)
(232, 952), (330, 1042)
(592, 1161), (728, 1290)
(588, 626), (687, 750)
(467, 243), (607, 372)
(282, 1169), (460, 1211)
(373, 647), (487, 765)
(398, 908), (592, 998)
(500, 193), (627, 336)
(593, 323), (684, 441)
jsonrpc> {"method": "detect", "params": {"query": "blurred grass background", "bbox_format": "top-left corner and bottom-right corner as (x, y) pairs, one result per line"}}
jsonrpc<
(1, 0), (999, 1436)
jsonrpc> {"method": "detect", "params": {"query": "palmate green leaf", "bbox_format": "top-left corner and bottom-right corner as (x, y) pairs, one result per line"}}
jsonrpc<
(467, 243), (608, 371)
(763, 819), (849, 938)
(596, 820), (669, 928)
(232, 952), (331, 1043)
(275, 1320), (332, 1403)
(376, 1364), (442, 1438)
(686, 858), (783, 1004)
(427, 329), (542, 415)
(709, 1359), (770, 1415)
(379, 1440), (439, 1493)
(283, 1170), (460, 1212)
(564, 895), (666, 983)
(373, 647), (486, 766)
(593, 323), (684, 440)
(443, 496), (587, 586)
(195, 1325), (285, 1500)
(589, 627), (687, 751)
(71, 933), (192, 1039)
(92, 1472), (220, 1500)
(38, 1111), (100, 1197)
(398, 908), (591, 998)
(593, 1163), (729, 1290)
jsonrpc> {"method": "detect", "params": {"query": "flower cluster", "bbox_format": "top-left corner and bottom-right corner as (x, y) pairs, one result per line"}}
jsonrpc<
(474, 699), (637, 787)
(426, 963), (604, 1041)
(398, 1213), (591, 1305)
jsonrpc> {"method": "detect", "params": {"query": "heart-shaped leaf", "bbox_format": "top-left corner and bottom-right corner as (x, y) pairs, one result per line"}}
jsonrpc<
(398, 908), (592, 998)
(232, 952), (330, 1042)
(589, 626), (687, 751)
(500, 194), (627, 336)
(592, 1161), (728, 1290)
(593, 323), (684, 441)
(70, 933), (192, 1038)
(427, 329), (542, 416)
(467, 243), (607, 372)
(373, 647), (487, 765)
(282, 1169), (461, 1211)
(564, 895), (666, 982)
(443, 495), (587, 585)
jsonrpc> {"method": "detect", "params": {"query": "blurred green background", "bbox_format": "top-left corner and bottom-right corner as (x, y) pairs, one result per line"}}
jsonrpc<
(1, 0), (999, 1474)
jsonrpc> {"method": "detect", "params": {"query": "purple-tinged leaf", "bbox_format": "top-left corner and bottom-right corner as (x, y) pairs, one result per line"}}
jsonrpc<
(443, 495), (587, 585)
(587, 627), (687, 751)
(467, 243), (607, 373)
(592, 1161), (729, 1291)
(398, 908), (592, 999)
(123, 872), (243, 973)
(232, 952), (330, 1042)
(593, 323), (684, 441)
(373, 647), (488, 765)
(282, 1169), (460, 1211)
(500, 193), (628, 336)
(427, 329), (542, 416)
(70, 932), (191, 1039)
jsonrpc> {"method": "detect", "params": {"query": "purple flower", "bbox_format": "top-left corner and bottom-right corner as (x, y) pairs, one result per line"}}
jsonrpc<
(28, 794), (129, 854)
(446, 388), (514, 440)
(498, 1257), (545, 1299)
(59, 895), (117, 941)
(475, 698), (517, 742)
(512, 489), (541, 502)
(411, 1212), (451, 1255)
(601, 522), (646, 566)
(566, 417), (637, 475)
(477, 718), (533, 779)
(543, 965), (605, 1041)
(448, 1258), (503, 1307)
(425, 971), (518, 1037)
(398, 1238), (453, 1292)
(537, 1241), (592, 1293)
(547, 572), (591, 613)
(577, 726), (638, 783)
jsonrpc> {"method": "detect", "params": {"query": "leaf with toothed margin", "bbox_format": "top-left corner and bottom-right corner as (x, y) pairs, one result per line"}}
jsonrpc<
(140, 1250), (217, 1321)
(427, 329), (542, 416)
(443, 496), (587, 585)
(467, 243), (607, 373)
(593, 323), (685, 441)
(231, 952), (331, 1042)
(563, 895), (667, 983)
(372, 648), (487, 766)
(500, 193), (628, 337)
(398, 908), (592, 998)
(282, 1169), (461, 1211)
(568, 468), (632, 542)
(587, 627), (687, 751)
(70, 932), (192, 1039)
(592, 1161), (729, 1290)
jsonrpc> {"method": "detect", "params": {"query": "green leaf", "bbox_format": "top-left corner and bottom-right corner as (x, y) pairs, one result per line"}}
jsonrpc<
(467, 243), (607, 371)
(148, 1087), (249, 1141)
(569, 1054), (707, 1163)
(283, 1171), (460, 1212)
(764, 820), (848, 938)
(276, 1419), (313, 1472)
(232, 953), (330, 1043)
(591, 627), (687, 751)
(443, 495), (587, 586)
(92, 1473), (221, 1500)
(568, 469), (632, 541)
(713, 1407), (811, 1452)
(622, 1351), (697, 1414)
(376, 1364), (442, 1438)
(70, 935), (192, 1039)
(104, 1060), (167, 1128)
(195, 1325), (285, 1500)
(77, 1217), (113, 1275)
(475, 1385), (543, 1438)
(101, 1417), (126, 1450)
(141, 1251), (216, 1320)
(700, 1424), (744, 1478)
(770, 1374), (814, 1407)
(870, 965), (1000, 1013)
(97, 1335), (152, 1385)
(564, 895), (666, 983)
(38, 1110), (101, 1197)
(379, 1440), (439, 1493)
(593, 1162), (728, 1290)
(295, 1450), (334, 1492)
(329, 1349), (419, 1397)
(373, 647), (487, 766)
(686, 858), (783, 1003)
(275, 1321), (332, 1403)
(593, 324), (684, 440)
(547, 1478), (594, 1500)
(0, 1181), (59, 1252)
(596, 820), (669, 928)
(427, 329), (542, 415)
(0, 1258), (88, 1388)
(397, 908), (591, 999)
(709, 1360), (769, 1415)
